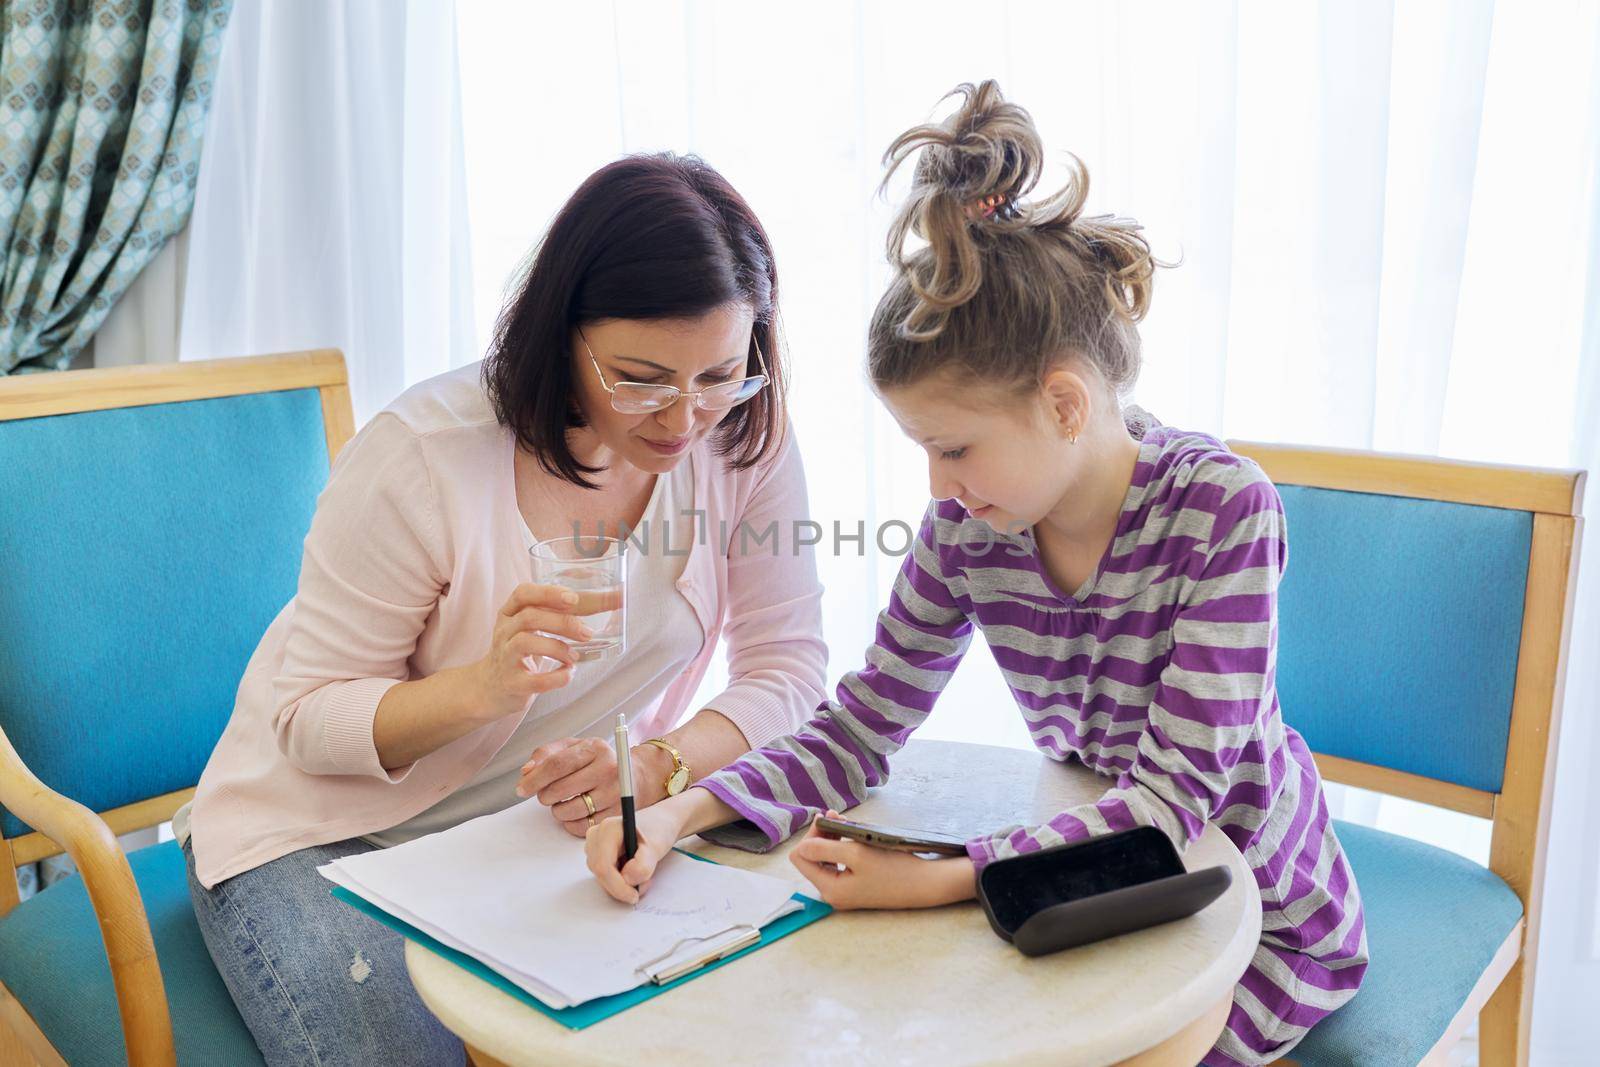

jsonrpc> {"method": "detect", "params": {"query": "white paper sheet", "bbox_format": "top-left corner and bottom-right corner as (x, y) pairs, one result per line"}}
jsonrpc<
(319, 799), (802, 1007)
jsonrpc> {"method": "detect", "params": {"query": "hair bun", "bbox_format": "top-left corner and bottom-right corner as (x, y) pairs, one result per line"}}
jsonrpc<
(869, 82), (1163, 398)
(899, 80), (1043, 211)
(880, 80), (1056, 339)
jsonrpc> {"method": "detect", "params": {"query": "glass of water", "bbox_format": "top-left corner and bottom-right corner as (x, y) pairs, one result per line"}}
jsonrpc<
(528, 535), (626, 663)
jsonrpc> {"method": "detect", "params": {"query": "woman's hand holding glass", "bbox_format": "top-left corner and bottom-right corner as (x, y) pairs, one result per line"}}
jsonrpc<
(472, 583), (598, 719)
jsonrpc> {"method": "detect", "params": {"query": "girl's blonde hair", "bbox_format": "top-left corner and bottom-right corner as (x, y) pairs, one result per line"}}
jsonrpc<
(869, 80), (1162, 399)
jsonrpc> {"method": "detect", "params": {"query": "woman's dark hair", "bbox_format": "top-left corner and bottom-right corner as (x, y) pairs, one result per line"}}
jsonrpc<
(483, 153), (785, 487)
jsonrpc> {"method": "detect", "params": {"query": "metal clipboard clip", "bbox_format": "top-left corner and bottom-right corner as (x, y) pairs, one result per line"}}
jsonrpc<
(634, 924), (761, 986)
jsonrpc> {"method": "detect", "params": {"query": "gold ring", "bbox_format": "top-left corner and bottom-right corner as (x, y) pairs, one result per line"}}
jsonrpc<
(586, 815), (596, 828)
(581, 792), (597, 817)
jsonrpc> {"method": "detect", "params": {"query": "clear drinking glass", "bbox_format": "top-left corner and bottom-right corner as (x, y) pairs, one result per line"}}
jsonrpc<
(527, 535), (626, 663)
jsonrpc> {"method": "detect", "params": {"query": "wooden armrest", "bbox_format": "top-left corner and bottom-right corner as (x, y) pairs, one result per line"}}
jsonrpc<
(0, 726), (176, 1067)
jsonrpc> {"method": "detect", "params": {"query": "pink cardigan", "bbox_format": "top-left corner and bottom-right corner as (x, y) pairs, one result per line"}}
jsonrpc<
(188, 363), (827, 888)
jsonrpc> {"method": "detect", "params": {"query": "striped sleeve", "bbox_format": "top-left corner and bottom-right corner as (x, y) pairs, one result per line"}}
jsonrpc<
(696, 505), (972, 850)
(967, 475), (1286, 869)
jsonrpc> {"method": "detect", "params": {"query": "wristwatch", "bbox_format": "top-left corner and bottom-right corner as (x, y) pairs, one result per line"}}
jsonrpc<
(641, 738), (691, 796)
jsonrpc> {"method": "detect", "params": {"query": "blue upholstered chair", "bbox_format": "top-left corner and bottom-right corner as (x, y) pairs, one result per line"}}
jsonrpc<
(1229, 443), (1585, 1067)
(0, 351), (355, 1066)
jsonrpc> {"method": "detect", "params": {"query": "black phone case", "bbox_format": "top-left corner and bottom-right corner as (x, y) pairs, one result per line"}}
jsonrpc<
(976, 825), (1232, 957)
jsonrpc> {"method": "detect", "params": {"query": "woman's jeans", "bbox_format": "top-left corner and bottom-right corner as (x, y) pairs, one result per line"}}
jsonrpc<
(185, 837), (466, 1067)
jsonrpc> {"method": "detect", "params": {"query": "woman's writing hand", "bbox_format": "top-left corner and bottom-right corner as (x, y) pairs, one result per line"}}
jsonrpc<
(585, 803), (685, 904)
(789, 810), (977, 910)
(473, 584), (594, 719)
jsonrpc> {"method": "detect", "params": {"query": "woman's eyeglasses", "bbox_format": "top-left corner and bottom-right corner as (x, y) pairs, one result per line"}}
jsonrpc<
(581, 330), (770, 415)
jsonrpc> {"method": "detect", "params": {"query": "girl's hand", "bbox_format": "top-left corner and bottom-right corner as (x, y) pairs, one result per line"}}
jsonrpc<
(517, 737), (656, 838)
(788, 811), (978, 910)
(474, 584), (595, 720)
(585, 803), (686, 904)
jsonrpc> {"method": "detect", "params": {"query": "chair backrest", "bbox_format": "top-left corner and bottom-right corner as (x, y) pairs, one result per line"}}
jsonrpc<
(1230, 441), (1584, 912)
(0, 352), (353, 868)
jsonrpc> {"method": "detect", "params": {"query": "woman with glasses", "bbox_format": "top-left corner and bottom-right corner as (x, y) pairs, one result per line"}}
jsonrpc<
(176, 154), (827, 1066)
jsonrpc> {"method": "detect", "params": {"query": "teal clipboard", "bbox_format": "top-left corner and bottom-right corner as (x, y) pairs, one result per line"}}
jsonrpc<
(330, 853), (830, 1030)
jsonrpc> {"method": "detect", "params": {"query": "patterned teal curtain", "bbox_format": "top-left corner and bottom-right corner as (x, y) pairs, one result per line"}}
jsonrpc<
(0, 0), (232, 375)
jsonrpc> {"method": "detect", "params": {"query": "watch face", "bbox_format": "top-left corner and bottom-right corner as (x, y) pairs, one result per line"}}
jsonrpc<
(667, 765), (691, 795)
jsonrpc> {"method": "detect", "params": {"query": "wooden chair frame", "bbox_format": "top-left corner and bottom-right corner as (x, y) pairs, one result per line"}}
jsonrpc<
(1231, 442), (1586, 1067)
(0, 351), (355, 1067)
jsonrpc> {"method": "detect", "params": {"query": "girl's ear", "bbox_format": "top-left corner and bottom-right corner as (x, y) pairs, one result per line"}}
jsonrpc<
(1039, 366), (1093, 440)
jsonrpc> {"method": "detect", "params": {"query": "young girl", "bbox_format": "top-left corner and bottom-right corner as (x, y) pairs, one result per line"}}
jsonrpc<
(586, 81), (1368, 1066)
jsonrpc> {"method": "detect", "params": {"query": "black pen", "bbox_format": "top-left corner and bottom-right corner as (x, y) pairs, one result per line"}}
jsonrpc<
(615, 713), (637, 863)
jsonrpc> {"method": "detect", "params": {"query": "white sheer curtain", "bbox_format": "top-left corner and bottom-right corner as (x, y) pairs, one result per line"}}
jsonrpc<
(48, 0), (479, 893)
(90, 0), (477, 423)
(456, 1), (1598, 1058)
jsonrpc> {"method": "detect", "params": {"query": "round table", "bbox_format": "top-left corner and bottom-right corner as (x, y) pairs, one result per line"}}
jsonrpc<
(406, 739), (1262, 1067)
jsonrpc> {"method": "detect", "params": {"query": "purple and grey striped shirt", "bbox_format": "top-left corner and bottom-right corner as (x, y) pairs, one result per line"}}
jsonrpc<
(698, 419), (1368, 1065)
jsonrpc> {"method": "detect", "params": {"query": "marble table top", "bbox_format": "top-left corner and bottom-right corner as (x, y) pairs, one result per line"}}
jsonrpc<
(406, 739), (1262, 1067)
